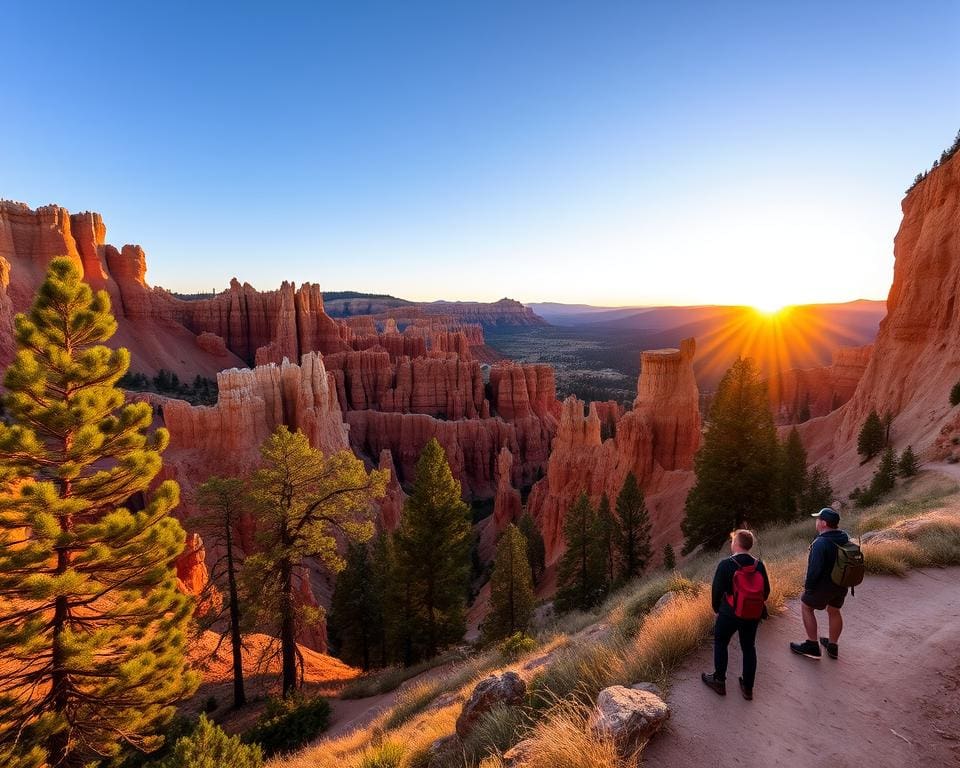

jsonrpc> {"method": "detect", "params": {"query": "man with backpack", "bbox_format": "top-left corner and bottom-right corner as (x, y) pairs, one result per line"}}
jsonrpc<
(701, 529), (771, 700)
(790, 507), (862, 660)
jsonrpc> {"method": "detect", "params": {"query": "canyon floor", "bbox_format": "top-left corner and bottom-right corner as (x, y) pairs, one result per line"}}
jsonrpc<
(643, 567), (960, 768)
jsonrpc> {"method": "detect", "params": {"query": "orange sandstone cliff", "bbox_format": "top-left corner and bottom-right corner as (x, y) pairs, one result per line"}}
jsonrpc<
(798, 152), (960, 489)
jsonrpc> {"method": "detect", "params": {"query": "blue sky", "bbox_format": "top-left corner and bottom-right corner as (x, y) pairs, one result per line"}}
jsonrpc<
(3, 2), (959, 306)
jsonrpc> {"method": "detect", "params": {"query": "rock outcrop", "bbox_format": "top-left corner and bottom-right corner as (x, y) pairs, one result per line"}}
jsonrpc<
(798, 152), (960, 491)
(455, 671), (527, 739)
(492, 447), (522, 533)
(769, 344), (872, 424)
(528, 339), (700, 563)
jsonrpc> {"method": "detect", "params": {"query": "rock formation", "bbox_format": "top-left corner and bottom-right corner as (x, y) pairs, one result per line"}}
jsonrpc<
(769, 344), (872, 424)
(377, 449), (406, 532)
(798, 151), (960, 491)
(527, 339), (701, 564)
(492, 447), (522, 533)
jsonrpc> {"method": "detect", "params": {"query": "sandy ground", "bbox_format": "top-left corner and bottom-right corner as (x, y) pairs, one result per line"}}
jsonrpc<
(643, 568), (960, 768)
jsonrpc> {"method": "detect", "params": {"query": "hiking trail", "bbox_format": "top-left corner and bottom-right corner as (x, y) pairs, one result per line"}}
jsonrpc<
(643, 568), (960, 767)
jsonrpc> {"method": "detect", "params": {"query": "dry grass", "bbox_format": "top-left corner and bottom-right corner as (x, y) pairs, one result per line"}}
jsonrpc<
(481, 700), (624, 768)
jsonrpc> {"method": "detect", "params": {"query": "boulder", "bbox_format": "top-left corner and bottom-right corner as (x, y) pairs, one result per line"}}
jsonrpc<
(501, 738), (537, 767)
(630, 682), (665, 699)
(425, 734), (462, 768)
(455, 671), (526, 739)
(587, 685), (670, 755)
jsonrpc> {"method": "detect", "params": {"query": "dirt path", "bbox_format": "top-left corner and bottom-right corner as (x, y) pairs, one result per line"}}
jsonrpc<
(643, 568), (960, 768)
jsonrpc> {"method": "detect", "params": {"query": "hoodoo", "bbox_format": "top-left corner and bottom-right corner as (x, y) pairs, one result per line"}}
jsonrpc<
(528, 338), (701, 563)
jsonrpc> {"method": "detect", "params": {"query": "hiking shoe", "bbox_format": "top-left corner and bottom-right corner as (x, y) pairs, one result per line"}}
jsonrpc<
(738, 677), (753, 701)
(790, 640), (822, 658)
(819, 637), (839, 659)
(701, 672), (726, 696)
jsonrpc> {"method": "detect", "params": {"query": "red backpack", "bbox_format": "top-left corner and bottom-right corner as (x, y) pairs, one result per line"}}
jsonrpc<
(726, 557), (765, 620)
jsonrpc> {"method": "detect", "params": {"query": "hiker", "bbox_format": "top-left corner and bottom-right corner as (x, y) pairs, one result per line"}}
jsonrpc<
(701, 529), (770, 700)
(790, 507), (851, 660)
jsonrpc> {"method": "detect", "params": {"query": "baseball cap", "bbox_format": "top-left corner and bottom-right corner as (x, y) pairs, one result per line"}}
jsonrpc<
(811, 507), (840, 526)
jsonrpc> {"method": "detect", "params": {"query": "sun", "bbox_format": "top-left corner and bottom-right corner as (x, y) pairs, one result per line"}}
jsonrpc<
(752, 301), (787, 317)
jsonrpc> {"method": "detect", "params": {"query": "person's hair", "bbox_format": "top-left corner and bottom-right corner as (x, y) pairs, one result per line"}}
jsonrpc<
(730, 529), (754, 551)
(822, 518), (839, 529)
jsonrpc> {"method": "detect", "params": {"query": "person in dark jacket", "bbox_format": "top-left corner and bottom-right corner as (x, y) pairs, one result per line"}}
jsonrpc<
(790, 507), (849, 659)
(701, 529), (771, 700)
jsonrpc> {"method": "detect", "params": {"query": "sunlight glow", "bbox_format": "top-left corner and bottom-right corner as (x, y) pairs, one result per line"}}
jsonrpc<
(752, 302), (788, 316)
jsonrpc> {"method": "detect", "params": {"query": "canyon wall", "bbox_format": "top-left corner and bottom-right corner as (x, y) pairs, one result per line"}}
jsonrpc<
(527, 339), (701, 564)
(799, 152), (960, 491)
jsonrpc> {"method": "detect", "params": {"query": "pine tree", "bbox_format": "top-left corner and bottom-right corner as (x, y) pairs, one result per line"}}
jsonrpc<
(393, 439), (472, 662)
(778, 427), (808, 519)
(662, 543), (676, 571)
(898, 445), (919, 478)
(682, 358), (779, 553)
(244, 426), (387, 696)
(370, 531), (402, 667)
(595, 493), (617, 590)
(482, 524), (535, 642)
(868, 445), (898, 498)
(517, 511), (546, 585)
(799, 465), (834, 515)
(614, 473), (653, 581)
(857, 408), (885, 462)
(555, 494), (605, 613)
(329, 540), (384, 669)
(0, 257), (197, 767)
(196, 476), (249, 708)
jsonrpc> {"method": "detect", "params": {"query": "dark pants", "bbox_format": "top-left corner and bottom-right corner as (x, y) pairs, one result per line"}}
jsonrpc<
(713, 611), (760, 688)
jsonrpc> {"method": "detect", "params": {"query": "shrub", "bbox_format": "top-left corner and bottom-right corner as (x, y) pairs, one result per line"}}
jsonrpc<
(243, 695), (331, 757)
(498, 632), (537, 661)
(951, 380), (960, 407)
(358, 741), (405, 768)
(157, 715), (263, 768)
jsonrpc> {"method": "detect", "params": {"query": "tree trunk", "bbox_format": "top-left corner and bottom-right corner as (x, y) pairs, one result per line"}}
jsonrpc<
(279, 556), (297, 698)
(225, 522), (246, 708)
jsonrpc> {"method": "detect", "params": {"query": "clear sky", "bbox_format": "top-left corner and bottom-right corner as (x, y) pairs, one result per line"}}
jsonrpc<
(3, 2), (959, 307)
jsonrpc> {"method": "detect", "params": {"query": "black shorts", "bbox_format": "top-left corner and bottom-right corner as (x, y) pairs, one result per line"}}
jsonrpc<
(801, 586), (846, 610)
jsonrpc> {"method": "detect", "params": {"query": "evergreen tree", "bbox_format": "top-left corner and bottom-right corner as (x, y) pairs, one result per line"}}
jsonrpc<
(329, 541), (384, 670)
(799, 465), (834, 515)
(482, 524), (535, 642)
(682, 358), (779, 553)
(370, 531), (402, 667)
(614, 473), (653, 580)
(662, 543), (676, 571)
(196, 477), (249, 709)
(898, 445), (919, 478)
(857, 408), (885, 462)
(393, 439), (472, 662)
(244, 426), (387, 696)
(595, 493), (617, 589)
(778, 427), (808, 519)
(868, 445), (898, 498)
(0, 257), (197, 767)
(555, 494), (605, 612)
(883, 411), (894, 445)
(517, 511), (546, 585)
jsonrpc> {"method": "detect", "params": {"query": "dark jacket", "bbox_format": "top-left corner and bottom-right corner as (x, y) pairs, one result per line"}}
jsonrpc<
(711, 553), (771, 617)
(804, 528), (850, 591)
